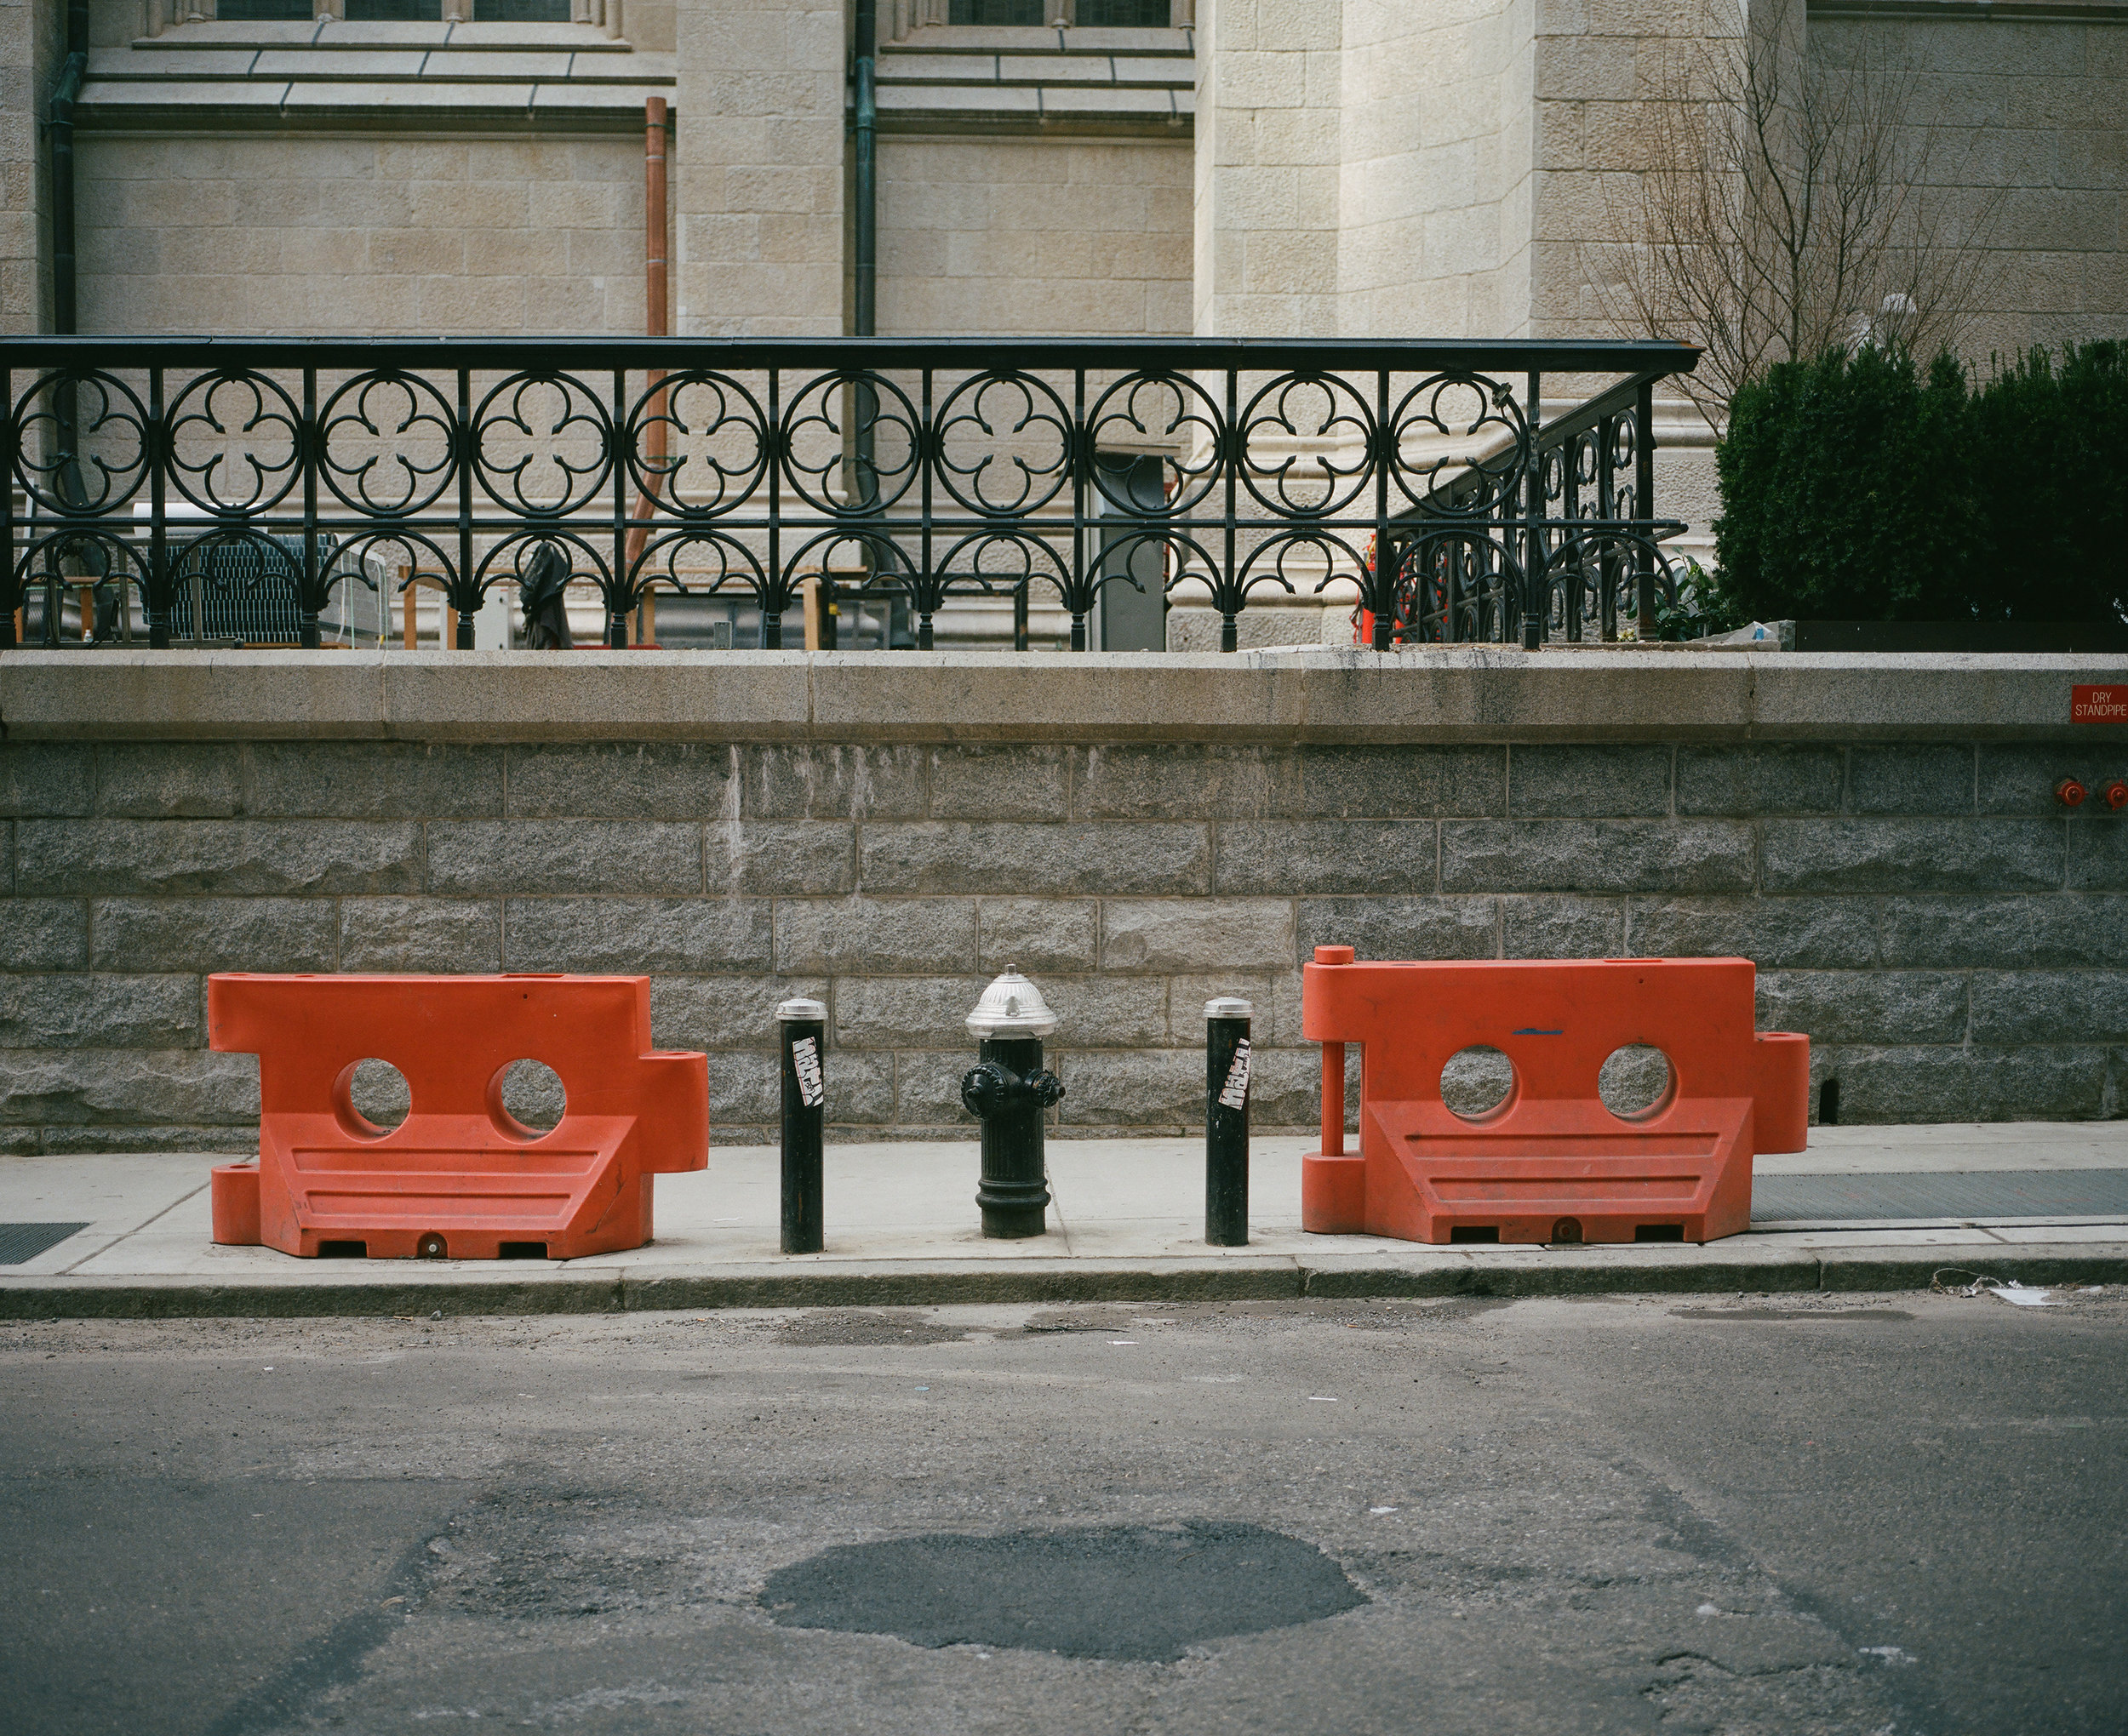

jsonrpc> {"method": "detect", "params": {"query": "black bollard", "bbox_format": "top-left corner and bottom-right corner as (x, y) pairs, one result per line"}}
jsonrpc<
(778, 996), (826, 1253)
(1204, 996), (1252, 1245)
(959, 970), (1064, 1239)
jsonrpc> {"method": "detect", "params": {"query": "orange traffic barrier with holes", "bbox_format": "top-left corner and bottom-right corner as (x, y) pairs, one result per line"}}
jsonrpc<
(206, 974), (708, 1260)
(1301, 949), (1807, 1246)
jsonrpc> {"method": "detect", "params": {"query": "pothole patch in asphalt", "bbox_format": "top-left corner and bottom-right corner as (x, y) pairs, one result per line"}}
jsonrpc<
(769, 1310), (974, 1347)
(758, 1521), (1368, 1661)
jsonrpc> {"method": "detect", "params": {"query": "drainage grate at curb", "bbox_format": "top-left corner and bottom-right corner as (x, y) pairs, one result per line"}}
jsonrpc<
(0, 1223), (91, 1265)
(1753, 1171), (2128, 1225)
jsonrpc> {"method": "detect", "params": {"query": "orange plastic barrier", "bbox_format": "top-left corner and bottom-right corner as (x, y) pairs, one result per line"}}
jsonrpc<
(1301, 949), (1807, 1245)
(206, 974), (708, 1260)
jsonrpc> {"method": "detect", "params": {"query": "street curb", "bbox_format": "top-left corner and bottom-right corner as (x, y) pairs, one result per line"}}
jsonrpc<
(4, 1243), (2125, 1317)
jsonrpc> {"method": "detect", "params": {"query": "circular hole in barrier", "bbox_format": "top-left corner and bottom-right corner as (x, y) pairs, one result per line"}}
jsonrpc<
(1599, 1044), (1676, 1121)
(333, 1058), (409, 1139)
(488, 1059), (566, 1140)
(1441, 1045), (1517, 1122)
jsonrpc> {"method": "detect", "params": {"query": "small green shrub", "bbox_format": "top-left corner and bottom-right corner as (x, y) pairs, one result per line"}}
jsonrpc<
(1713, 346), (1980, 624)
(1713, 341), (2128, 625)
(1966, 342), (2128, 623)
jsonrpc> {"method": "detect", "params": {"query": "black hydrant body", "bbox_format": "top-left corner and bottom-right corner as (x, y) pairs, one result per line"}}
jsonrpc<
(959, 971), (1064, 1239)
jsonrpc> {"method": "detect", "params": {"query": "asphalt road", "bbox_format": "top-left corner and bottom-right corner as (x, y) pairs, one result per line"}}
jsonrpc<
(3, 1288), (2123, 1736)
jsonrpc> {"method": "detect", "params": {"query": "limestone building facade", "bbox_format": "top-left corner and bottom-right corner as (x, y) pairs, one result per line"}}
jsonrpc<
(3, 0), (2124, 634)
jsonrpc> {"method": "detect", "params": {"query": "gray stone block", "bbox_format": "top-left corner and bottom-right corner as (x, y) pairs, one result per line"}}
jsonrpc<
(707, 1048), (781, 1128)
(1268, 745), (1504, 819)
(1214, 820), (1438, 894)
(0, 744), (94, 818)
(1761, 819), (2062, 894)
(338, 899), (503, 974)
(0, 900), (89, 970)
(1970, 971), (2128, 1044)
(91, 744), (245, 818)
(1246, 1044), (1324, 1128)
(1675, 746), (1844, 816)
(774, 897), (978, 975)
(18, 820), (423, 897)
(1627, 897), (1879, 968)
(502, 897), (773, 974)
(0, 1047), (260, 1126)
(2068, 819), (2128, 891)
(36, 1125), (258, 1156)
(704, 821), (855, 896)
(1846, 745), (1975, 814)
(0, 974), (202, 1048)
(1508, 745), (1672, 818)
(1055, 1047), (1202, 1127)
(1502, 896), (1626, 958)
(1296, 896), (1497, 962)
(1074, 745), (1268, 819)
(1965, 1046), (2111, 1121)
(822, 1049), (898, 1125)
(506, 742), (737, 819)
(977, 899), (1097, 973)
(1100, 899), (1295, 973)
(891, 1048), (981, 1127)
(1755, 970), (1970, 1044)
(1443, 821), (1756, 894)
(860, 823), (1210, 895)
(930, 745), (1069, 819)
(426, 821), (702, 896)
(94, 897), (339, 974)
(1879, 895), (2125, 968)
(652, 974), (823, 1052)
(1809, 1044), (1976, 1122)
(740, 745), (929, 819)
(248, 742), (505, 818)
(1978, 747), (2123, 816)
(832, 975), (990, 1049)
(1038, 975), (1170, 1048)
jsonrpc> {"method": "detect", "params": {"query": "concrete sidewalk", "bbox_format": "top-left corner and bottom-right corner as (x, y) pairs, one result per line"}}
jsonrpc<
(4, 1122), (2126, 1317)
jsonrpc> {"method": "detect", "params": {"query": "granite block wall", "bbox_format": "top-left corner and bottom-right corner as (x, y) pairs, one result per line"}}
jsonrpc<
(2, 735), (2124, 1152)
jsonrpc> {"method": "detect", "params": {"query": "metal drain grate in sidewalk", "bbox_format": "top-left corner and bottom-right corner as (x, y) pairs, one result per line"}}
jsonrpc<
(1753, 1170), (2128, 1225)
(0, 1223), (91, 1265)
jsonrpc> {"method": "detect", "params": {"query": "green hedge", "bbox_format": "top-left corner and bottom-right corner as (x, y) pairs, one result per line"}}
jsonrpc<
(1712, 341), (2127, 624)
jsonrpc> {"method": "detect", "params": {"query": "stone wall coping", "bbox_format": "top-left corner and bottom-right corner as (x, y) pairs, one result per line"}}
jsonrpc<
(3, 648), (2125, 744)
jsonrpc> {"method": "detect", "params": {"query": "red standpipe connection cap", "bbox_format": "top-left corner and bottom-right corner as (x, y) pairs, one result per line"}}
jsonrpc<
(2104, 780), (2128, 812)
(2056, 778), (2088, 808)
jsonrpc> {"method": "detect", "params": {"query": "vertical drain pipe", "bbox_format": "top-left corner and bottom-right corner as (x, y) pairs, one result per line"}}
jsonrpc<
(853, 0), (877, 340)
(49, 0), (88, 337)
(844, 0), (879, 649)
(623, 95), (669, 648)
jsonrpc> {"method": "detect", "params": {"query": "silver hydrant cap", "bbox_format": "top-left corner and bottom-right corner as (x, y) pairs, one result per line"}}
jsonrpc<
(966, 968), (1057, 1039)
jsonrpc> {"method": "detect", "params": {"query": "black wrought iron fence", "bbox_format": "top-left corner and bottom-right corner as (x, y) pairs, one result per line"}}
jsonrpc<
(2, 336), (1698, 654)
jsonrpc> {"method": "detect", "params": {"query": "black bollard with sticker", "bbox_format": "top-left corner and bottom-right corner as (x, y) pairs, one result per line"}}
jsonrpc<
(1205, 996), (1252, 1246)
(779, 996), (827, 1253)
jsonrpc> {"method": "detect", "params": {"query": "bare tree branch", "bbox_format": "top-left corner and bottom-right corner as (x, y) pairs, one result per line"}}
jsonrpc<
(1590, 0), (2003, 426)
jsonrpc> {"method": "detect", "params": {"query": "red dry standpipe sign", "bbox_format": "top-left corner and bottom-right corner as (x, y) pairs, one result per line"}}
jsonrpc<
(2073, 685), (2127, 723)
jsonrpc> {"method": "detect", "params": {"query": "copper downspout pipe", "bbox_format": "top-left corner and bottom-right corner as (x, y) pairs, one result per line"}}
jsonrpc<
(625, 96), (669, 642)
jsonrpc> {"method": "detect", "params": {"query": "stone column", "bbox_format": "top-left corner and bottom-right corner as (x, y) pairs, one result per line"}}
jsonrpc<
(674, 0), (849, 336)
(1191, 0), (1341, 336)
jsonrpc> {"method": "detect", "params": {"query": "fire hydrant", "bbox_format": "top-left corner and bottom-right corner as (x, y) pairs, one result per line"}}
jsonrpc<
(960, 968), (1065, 1238)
